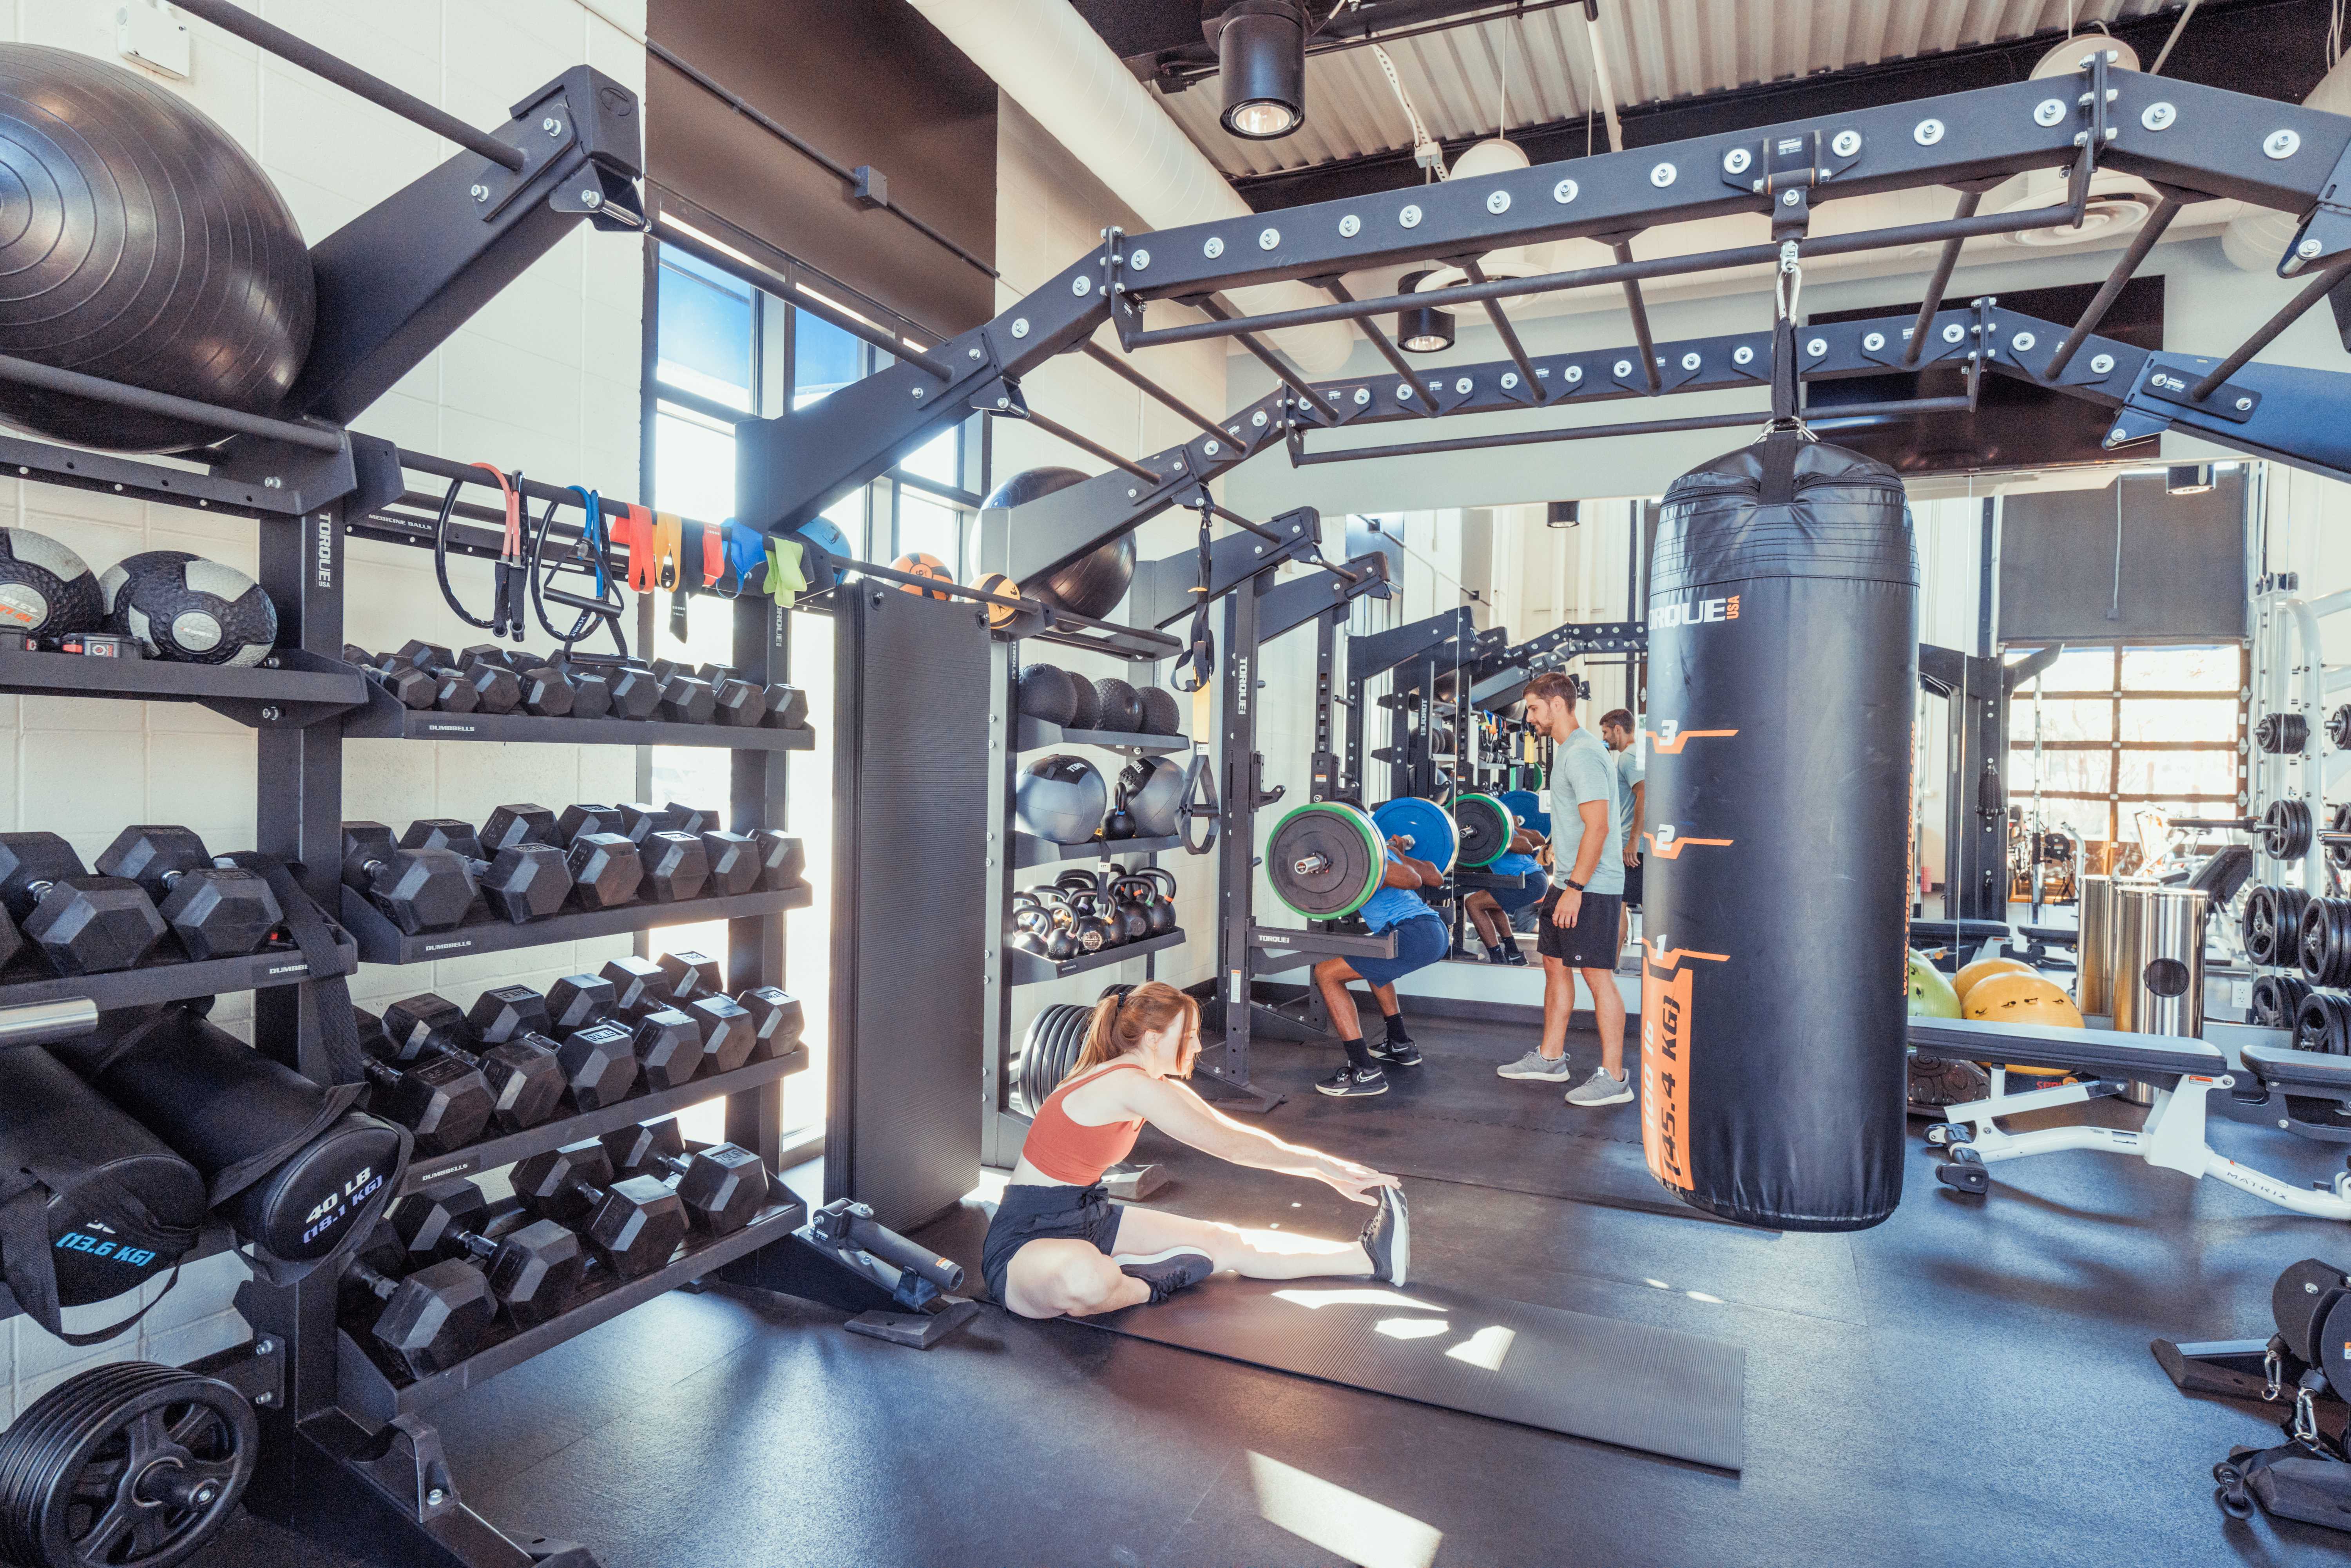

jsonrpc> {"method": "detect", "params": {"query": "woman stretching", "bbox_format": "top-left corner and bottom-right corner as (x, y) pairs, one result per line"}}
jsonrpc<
(985, 981), (1409, 1320)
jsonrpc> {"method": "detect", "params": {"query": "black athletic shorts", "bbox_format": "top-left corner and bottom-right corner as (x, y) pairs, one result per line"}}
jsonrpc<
(1622, 859), (1643, 910)
(980, 1181), (1124, 1304)
(1536, 886), (1625, 969)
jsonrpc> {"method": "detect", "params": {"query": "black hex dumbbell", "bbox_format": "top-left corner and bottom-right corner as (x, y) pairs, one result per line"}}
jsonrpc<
(566, 668), (614, 721)
(510, 1141), (688, 1280)
(373, 993), (563, 1133)
(751, 830), (806, 892)
(662, 808), (757, 896)
(657, 675), (715, 726)
(687, 995), (755, 1077)
(390, 1179), (586, 1329)
(640, 832), (710, 903)
(627, 1007), (703, 1091)
(738, 987), (804, 1063)
(552, 1019), (638, 1110)
(599, 956), (671, 1020)
(515, 665), (574, 718)
(557, 804), (623, 846)
(605, 665), (662, 720)
(712, 679), (766, 728)
(400, 820), (569, 924)
(481, 804), (560, 854)
(95, 825), (283, 960)
(359, 1050), (492, 1155)
(545, 974), (616, 1036)
(616, 803), (676, 844)
(601, 1118), (770, 1236)
(398, 640), (516, 714)
(565, 833), (643, 910)
(762, 684), (810, 730)
(355, 648), (435, 710)
(342, 1254), (493, 1379)
(0, 831), (167, 975)
(341, 822), (475, 934)
(655, 949), (720, 1003)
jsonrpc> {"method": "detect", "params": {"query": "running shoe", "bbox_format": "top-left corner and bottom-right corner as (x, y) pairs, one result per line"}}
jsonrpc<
(1367, 1037), (1423, 1068)
(1116, 1247), (1215, 1305)
(1360, 1185), (1409, 1286)
(1497, 1048), (1572, 1082)
(1566, 1066), (1634, 1106)
(1317, 1063), (1389, 1097)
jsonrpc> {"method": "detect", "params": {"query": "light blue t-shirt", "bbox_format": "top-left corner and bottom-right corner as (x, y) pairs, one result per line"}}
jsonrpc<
(1614, 744), (1644, 856)
(1360, 842), (1441, 933)
(1548, 727), (1625, 896)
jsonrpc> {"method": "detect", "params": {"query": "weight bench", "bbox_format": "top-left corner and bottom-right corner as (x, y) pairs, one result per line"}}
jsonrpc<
(1910, 1018), (2351, 1220)
(2221, 1037), (2351, 1144)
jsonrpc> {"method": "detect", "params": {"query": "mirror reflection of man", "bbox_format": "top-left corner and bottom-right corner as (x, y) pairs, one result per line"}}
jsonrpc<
(1497, 673), (1630, 1107)
(1598, 708), (1644, 953)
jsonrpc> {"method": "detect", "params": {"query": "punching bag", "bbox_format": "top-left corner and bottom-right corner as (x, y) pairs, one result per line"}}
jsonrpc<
(1641, 432), (1916, 1230)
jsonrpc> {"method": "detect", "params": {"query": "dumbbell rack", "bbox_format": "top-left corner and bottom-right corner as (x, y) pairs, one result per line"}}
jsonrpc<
(0, 404), (819, 1568)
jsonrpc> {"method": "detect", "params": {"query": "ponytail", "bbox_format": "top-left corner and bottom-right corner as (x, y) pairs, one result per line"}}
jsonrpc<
(1069, 980), (1199, 1081)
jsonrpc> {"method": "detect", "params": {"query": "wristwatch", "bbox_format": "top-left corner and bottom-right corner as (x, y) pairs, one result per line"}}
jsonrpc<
(1563, 877), (1587, 892)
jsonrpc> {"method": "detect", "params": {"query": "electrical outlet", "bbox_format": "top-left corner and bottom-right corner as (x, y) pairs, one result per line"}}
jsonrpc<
(116, 0), (191, 81)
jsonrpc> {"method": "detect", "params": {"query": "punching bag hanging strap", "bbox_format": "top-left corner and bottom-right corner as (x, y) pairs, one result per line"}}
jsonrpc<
(1761, 239), (1806, 506)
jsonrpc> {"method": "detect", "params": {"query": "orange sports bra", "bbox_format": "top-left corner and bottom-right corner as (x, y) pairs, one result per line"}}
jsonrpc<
(1020, 1061), (1146, 1186)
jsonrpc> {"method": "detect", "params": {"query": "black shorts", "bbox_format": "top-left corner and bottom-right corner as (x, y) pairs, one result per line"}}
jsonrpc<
(1536, 886), (1625, 968)
(980, 1181), (1124, 1304)
(1622, 859), (1643, 910)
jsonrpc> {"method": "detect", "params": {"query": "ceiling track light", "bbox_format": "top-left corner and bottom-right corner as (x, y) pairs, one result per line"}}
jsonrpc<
(1207, 0), (1311, 141)
(1395, 269), (1455, 354)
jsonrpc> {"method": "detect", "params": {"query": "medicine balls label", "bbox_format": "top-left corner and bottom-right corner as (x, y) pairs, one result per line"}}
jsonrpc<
(1639, 936), (1724, 1193)
(172, 609), (223, 652)
(0, 583), (46, 627)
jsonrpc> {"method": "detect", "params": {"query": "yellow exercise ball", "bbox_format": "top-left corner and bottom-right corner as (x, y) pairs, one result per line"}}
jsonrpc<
(1962, 971), (2085, 1076)
(1954, 956), (2035, 1006)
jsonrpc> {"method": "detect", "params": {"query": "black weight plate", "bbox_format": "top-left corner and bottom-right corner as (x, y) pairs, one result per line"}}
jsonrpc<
(2273, 1258), (2351, 1366)
(2253, 972), (2311, 1030)
(2320, 1290), (2351, 1403)
(2333, 804), (2351, 872)
(1266, 803), (1383, 918)
(2243, 884), (2277, 967)
(1454, 792), (1512, 868)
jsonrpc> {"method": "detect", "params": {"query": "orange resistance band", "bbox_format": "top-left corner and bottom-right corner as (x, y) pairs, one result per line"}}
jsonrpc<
(609, 503), (657, 593)
(468, 462), (522, 558)
(652, 511), (683, 590)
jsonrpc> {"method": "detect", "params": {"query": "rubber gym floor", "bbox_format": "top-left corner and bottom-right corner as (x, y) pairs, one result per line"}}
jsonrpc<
(197, 1016), (2348, 1567)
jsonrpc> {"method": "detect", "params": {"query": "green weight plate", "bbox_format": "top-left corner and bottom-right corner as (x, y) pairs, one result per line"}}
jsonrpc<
(1454, 792), (1512, 867)
(1266, 800), (1385, 919)
(1373, 797), (1457, 875)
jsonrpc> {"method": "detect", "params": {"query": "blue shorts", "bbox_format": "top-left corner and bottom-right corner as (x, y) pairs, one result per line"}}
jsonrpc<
(1352, 912), (1449, 987)
(1491, 869), (1549, 913)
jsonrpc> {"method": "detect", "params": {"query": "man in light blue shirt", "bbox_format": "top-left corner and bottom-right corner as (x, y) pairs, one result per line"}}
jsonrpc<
(1497, 672), (1630, 1108)
(1600, 707), (1645, 950)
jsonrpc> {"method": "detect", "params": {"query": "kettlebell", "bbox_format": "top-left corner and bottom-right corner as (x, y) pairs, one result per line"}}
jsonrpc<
(1009, 891), (1058, 960)
(1069, 889), (1120, 952)
(1102, 782), (1137, 841)
(1139, 867), (1180, 936)
(1026, 888), (1081, 961)
(1056, 869), (1101, 898)
(1107, 875), (1154, 944)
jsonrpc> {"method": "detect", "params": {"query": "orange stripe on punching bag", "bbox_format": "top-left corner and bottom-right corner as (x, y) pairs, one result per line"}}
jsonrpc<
(1638, 936), (1728, 1193)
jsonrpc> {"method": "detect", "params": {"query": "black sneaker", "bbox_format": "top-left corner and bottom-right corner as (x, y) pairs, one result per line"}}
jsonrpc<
(1116, 1247), (1215, 1305)
(1360, 1185), (1409, 1286)
(1317, 1063), (1388, 1097)
(1367, 1037), (1422, 1068)
(1502, 945), (1529, 967)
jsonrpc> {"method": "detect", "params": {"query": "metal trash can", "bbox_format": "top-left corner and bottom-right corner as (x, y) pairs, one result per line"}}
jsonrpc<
(2111, 882), (2208, 1104)
(2077, 875), (2117, 1019)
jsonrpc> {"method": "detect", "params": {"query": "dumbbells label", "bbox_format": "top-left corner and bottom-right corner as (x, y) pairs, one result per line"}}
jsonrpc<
(422, 939), (475, 953)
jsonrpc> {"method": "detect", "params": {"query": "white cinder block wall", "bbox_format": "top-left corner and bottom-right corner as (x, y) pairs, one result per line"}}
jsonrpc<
(2, 0), (646, 1421)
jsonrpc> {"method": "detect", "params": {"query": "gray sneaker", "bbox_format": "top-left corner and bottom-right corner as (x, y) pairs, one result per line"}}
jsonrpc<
(1498, 1048), (1572, 1082)
(1566, 1066), (1634, 1107)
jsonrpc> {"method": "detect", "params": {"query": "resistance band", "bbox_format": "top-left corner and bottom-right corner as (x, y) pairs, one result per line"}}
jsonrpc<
(431, 462), (528, 638)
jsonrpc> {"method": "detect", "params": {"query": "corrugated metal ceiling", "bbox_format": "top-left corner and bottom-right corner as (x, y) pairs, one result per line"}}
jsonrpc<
(1159, 0), (2183, 177)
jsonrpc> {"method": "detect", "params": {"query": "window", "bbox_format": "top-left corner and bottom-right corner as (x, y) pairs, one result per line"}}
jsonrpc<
(656, 246), (755, 412)
(2007, 643), (2248, 849)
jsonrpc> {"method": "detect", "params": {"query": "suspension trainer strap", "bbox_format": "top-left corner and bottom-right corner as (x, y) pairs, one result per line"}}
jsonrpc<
(1173, 490), (1216, 693)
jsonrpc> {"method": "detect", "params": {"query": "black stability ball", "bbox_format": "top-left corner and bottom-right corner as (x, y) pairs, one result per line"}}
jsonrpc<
(0, 46), (315, 451)
(984, 466), (1136, 621)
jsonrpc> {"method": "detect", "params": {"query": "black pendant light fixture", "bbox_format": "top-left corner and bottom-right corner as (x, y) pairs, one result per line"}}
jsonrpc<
(1395, 270), (1455, 353)
(1207, 0), (1310, 139)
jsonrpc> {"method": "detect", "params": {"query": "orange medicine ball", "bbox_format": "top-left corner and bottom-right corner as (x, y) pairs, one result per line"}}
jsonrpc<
(891, 552), (951, 599)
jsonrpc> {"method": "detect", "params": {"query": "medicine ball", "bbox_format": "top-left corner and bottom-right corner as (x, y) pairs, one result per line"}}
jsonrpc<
(1016, 663), (1077, 725)
(1016, 754), (1108, 845)
(1119, 757), (1187, 838)
(0, 527), (101, 638)
(891, 552), (951, 600)
(1139, 686), (1183, 736)
(100, 551), (277, 666)
(973, 571), (1021, 628)
(985, 467), (1136, 620)
(1066, 673), (1102, 731)
(0, 46), (314, 451)
(1093, 677), (1144, 733)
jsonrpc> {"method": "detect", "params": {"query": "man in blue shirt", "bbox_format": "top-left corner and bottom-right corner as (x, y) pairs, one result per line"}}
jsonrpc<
(1310, 824), (1448, 1099)
(1497, 671), (1630, 1107)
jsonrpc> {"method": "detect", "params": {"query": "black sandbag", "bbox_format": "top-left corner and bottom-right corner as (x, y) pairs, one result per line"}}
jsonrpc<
(1641, 434), (1916, 1231)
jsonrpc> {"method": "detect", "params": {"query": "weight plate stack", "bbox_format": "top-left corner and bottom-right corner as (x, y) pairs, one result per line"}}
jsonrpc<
(1372, 797), (1458, 875)
(1265, 800), (1386, 919)
(0, 1360), (257, 1568)
(2295, 987), (2351, 1054)
(2244, 884), (2313, 968)
(2251, 972), (2313, 1030)
(2300, 895), (2351, 987)
(2257, 712), (2311, 755)
(1453, 792), (1513, 868)
(1012, 1003), (1093, 1116)
(2334, 705), (2351, 752)
(2263, 797), (2315, 862)
(2332, 803), (2351, 873)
